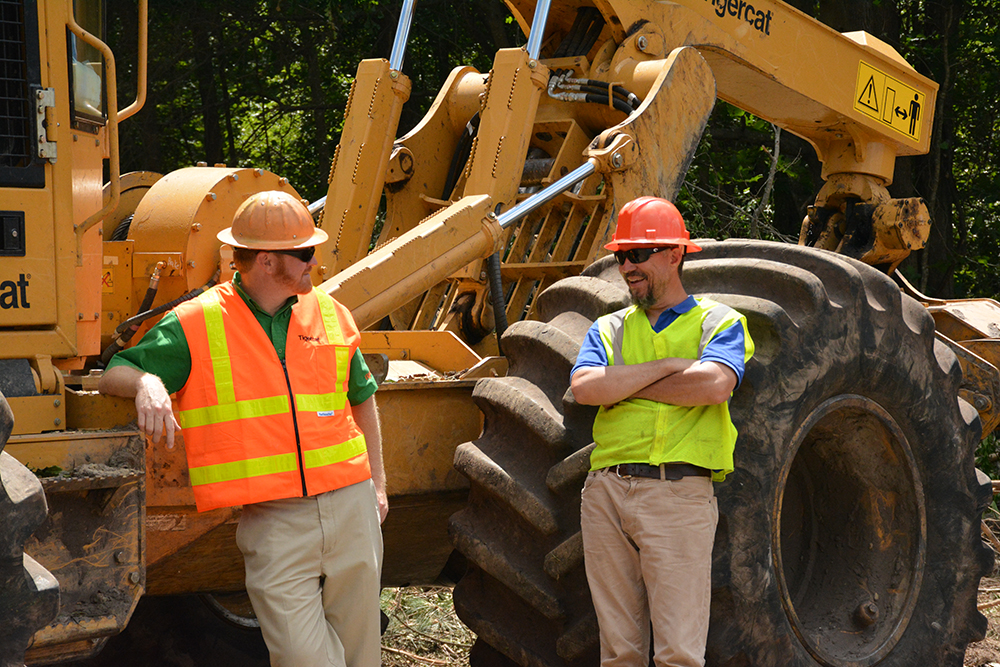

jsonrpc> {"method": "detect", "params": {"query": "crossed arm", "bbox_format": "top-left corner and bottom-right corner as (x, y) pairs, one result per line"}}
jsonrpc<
(570, 357), (738, 408)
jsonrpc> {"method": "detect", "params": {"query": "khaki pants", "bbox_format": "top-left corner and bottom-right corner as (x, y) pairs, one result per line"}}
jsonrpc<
(236, 479), (383, 667)
(581, 469), (718, 667)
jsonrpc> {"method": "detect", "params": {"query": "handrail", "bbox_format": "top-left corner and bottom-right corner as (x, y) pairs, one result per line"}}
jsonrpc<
(118, 0), (147, 122)
(68, 0), (120, 266)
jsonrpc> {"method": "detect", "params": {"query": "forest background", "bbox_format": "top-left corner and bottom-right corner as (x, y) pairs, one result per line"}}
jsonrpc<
(106, 0), (996, 301)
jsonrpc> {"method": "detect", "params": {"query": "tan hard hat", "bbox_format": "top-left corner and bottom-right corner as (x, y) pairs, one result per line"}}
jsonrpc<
(605, 196), (701, 252)
(218, 190), (329, 250)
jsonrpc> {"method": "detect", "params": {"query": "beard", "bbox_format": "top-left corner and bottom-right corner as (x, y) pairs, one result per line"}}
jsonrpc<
(274, 255), (313, 294)
(625, 268), (658, 309)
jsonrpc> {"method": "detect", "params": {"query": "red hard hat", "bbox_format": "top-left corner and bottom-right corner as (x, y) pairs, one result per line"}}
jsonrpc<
(605, 197), (701, 252)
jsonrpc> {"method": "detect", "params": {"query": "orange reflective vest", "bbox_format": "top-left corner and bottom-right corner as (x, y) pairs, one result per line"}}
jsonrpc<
(173, 282), (371, 512)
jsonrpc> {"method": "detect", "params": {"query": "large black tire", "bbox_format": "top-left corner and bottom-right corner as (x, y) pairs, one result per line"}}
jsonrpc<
(75, 595), (269, 667)
(0, 392), (60, 667)
(450, 240), (993, 667)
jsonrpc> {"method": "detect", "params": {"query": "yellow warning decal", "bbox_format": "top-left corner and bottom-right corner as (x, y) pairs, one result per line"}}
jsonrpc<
(854, 61), (925, 142)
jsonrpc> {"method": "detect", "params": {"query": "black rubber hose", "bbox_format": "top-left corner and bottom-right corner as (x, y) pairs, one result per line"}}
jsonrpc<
(583, 93), (634, 115)
(441, 113), (480, 200)
(577, 14), (606, 56)
(579, 79), (640, 109)
(486, 251), (508, 356)
(553, 7), (588, 58)
(100, 271), (220, 365)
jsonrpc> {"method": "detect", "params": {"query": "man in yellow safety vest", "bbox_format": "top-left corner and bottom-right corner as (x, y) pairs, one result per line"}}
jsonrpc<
(570, 197), (754, 667)
(100, 190), (386, 667)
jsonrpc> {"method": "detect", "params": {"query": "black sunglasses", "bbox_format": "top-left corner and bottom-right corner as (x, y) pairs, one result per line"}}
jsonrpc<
(270, 247), (316, 262)
(613, 246), (675, 265)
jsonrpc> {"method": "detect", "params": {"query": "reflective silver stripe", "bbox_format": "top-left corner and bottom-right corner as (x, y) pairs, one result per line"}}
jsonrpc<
(698, 303), (738, 357)
(601, 307), (631, 367)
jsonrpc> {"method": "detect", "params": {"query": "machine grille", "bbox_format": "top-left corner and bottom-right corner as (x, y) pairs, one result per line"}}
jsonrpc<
(0, 0), (30, 169)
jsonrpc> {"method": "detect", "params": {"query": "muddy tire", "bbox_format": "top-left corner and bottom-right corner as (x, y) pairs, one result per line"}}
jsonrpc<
(0, 392), (59, 666)
(450, 240), (993, 667)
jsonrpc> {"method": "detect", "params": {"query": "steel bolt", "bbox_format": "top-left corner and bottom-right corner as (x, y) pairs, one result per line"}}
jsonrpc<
(528, 59), (537, 69)
(114, 551), (126, 564)
(390, 70), (399, 80)
(611, 152), (623, 168)
(191, 223), (202, 232)
(53, 399), (60, 407)
(129, 571), (140, 585)
(854, 601), (878, 628)
(975, 395), (990, 411)
(188, 260), (196, 268)
(637, 35), (649, 52)
(53, 418), (61, 426)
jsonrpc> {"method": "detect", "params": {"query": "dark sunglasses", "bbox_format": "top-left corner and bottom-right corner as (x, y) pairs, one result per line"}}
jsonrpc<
(613, 246), (675, 265)
(270, 246), (316, 263)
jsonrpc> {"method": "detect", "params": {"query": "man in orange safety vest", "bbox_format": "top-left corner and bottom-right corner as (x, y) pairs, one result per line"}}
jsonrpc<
(100, 190), (386, 667)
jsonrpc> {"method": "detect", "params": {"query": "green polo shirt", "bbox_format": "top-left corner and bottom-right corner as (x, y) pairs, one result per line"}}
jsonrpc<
(106, 274), (378, 406)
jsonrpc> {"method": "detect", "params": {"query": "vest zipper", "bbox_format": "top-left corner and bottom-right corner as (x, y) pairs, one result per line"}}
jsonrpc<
(281, 358), (308, 497)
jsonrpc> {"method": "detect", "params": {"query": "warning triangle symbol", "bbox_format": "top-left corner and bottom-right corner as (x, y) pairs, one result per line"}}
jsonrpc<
(858, 76), (879, 112)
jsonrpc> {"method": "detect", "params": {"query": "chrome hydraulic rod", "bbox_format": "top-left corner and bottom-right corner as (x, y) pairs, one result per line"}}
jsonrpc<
(497, 160), (596, 229)
(389, 0), (417, 71)
(308, 196), (326, 217)
(525, 0), (552, 61)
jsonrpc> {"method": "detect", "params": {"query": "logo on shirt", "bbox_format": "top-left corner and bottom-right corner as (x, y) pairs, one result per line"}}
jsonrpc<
(299, 334), (321, 343)
(317, 410), (336, 417)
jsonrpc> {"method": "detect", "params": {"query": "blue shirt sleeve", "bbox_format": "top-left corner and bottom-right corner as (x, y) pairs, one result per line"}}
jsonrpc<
(700, 321), (748, 387)
(571, 321), (609, 378)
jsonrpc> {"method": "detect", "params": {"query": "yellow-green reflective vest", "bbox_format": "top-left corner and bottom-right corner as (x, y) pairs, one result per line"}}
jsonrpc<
(590, 298), (753, 481)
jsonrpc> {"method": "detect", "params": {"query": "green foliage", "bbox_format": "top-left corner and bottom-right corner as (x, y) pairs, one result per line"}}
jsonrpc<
(677, 103), (819, 243)
(105, 0), (1000, 296)
(978, 434), (1000, 486)
(108, 0), (518, 201)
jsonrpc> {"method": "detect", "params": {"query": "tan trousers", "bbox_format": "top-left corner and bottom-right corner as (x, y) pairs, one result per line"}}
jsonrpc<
(581, 469), (718, 667)
(236, 479), (383, 667)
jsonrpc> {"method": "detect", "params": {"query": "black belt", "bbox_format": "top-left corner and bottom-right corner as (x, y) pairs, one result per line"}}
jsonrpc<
(607, 462), (711, 480)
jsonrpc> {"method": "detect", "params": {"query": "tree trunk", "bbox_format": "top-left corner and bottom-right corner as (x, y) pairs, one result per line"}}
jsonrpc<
(192, 15), (223, 166)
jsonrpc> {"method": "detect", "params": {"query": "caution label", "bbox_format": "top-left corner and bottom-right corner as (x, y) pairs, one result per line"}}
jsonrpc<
(854, 61), (925, 142)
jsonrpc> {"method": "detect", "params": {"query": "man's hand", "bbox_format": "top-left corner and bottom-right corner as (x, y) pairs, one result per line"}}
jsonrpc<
(135, 373), (181, 449)
(99, 366), (181, 449)
(374, 484), (389, 524)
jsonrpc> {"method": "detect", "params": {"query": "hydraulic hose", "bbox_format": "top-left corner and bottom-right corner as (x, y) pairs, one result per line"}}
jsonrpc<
(486, 251), (508, 355)
(100, 269), (220, 365)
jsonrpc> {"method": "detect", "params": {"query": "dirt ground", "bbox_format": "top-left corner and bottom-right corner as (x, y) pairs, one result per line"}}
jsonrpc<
(388, 576), (1000, 667)
(967, 576), (1000, 667)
